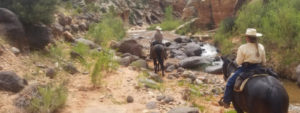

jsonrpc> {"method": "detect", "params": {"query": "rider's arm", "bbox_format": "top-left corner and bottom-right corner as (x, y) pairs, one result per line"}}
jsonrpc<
(236, 46), (244, 66)
(261, 45), (267, 66)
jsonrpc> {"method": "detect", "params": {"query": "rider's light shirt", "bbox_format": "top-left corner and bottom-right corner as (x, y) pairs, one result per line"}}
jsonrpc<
(236, 43), (266, 66)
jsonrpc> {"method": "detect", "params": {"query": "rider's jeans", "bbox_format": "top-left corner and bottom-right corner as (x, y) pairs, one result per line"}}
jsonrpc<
(223, 67), (244, 103)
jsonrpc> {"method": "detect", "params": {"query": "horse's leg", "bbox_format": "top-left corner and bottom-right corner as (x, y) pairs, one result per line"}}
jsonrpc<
(159, 57), (165, 76)
(232, 102), (244, 113)
(153, 58), (157, 73)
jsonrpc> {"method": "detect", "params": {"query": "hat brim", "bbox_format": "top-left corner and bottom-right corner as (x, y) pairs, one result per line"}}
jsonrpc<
(245, 33), (263, 37)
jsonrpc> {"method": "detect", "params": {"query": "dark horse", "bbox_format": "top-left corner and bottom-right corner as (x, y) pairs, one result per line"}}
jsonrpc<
(221, 56), (289, 113)
(150, 41), (167, 76)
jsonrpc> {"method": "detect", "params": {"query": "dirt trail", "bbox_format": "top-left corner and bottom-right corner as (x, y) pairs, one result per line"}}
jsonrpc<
(60, 28), (226, 113)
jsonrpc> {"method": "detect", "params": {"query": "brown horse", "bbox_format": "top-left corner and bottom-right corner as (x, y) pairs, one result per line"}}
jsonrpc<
(221, 56), (289, 113)
(150, 41), (167, 76)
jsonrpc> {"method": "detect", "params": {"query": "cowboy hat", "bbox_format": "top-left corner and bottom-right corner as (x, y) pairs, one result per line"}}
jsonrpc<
(245, 28), (263, 37)
(156, 26), (162, 31)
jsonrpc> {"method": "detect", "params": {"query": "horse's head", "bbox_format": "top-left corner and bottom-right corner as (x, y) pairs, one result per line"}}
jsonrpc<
(221, 56), (238, 81)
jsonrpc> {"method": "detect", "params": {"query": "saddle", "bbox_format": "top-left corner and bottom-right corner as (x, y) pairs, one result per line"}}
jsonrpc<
(233, 65), (279, 92)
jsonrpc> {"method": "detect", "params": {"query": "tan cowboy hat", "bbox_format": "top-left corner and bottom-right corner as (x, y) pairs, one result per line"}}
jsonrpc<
(245, 28), (263, 37)
(156, 26), (162, 31)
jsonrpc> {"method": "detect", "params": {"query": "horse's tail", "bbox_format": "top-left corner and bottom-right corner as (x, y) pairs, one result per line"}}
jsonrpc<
(155, 45), (164, 65)
(267, 83), (289, 113)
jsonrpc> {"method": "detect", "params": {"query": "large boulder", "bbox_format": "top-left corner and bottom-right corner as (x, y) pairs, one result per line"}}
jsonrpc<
(118, 39), (145, 58)
(0, 8), (28, 51)
(0, 71), (28, 93)
(179, 56), (211, 69)
(183, 42), (203, 56)
(24, 24), (53, 50)
(296, 64), (300, 87)
(168, 107), (199, 113)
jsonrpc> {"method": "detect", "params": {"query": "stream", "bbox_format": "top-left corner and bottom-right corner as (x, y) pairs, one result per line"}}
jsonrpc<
(128, 28), (300, 112)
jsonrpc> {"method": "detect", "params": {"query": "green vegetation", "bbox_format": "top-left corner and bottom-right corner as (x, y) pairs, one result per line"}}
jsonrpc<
(215, 0), (300, 75)
(192, 102), (205, 112)
(27, 84), (67, 113)
(226, 110), (237, 113)
(91, 48), (119, 86)
(175, 22), (202, 35)
(0, 0), (58, 25)
(87, 7), (126, 46)
(147, 6), (183, 31)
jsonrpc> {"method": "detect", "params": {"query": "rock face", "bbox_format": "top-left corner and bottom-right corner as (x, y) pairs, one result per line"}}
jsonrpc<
(182, 0), (248, 29)
(296, 64), (300, 87)
(0, 71), (28, 93)
(118, 39), (144, 58)
(0, 8), (28, 51)
(168, 107), (199, 113)
(93, 0), (186, 26)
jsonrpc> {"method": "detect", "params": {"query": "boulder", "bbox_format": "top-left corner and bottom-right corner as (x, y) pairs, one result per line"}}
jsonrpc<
(179, 56), (211, 69)
(78, 22), (88, 31)
(148, 72), (163, 83)
(0, 71), (27, 93)
(14, 83), (41, 108)
(118, 55), (139, 66)
(24, 24), (53, 50)
(63, 31), (75, 42)
(71, 24), (79, 32)
(296, 64), (300, 87)
(146, 101), (157, 109)
(51, 23), (64, 37)
(63, 63), (79, 74)
(46, 68), (56, 79)
(127, 96), (134, 103)
(118, 39), (145, 58)
(58, 14), (72, 26)
(11, 47), (20, 55)
(156, 95), (166, 101)
(170, 49), (187, 59)
(183, 42), (203, 56)
(205, 64), (223, 74)
(166, 65), (176, 72)
(110, 40), (120, 49)
(0, 8), (28, 51)
(168, 107), (199, 113)
(75, 38), (98, 49)
(130, 59), (148, 69)
(163, 96), (174, 104)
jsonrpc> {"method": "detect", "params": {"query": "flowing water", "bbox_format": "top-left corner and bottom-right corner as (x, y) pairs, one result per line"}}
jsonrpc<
(282, 79), (300, 104)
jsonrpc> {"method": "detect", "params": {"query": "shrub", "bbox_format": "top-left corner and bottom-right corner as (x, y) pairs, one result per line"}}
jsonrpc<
(147, 6), (183, 31)
(215, 0), (300, 76)
(27, 84), (67, 113)
(0, 0), (58, 25)
(87, 8), (126, 46)
(91, 48), (119, 86)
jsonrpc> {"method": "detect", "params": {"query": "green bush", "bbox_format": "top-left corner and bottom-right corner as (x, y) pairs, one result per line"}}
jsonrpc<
(215, 0), (300, 75)
(147, 6), (183, 31)
(87, 8), (126, 46)
(27, 84), (67, 113)
(91, 48), (119, 86)
(0, 0), (58, 25)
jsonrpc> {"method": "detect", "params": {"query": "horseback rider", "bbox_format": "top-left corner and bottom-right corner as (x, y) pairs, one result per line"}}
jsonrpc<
(151, 26), (163, 44)
(219, 28), (266, 108)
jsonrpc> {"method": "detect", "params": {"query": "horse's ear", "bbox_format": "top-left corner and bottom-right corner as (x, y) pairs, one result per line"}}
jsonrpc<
(221, 56), (226, 62)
